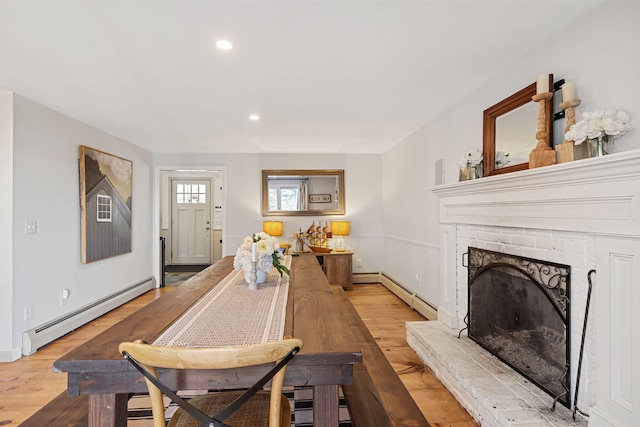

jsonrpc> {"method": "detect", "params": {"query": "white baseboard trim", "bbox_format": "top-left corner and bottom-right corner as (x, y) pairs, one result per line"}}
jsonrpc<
(0, 347), (23, 362)
(436, 307), (460, 329)
(352, 272), (438, 320)
(22, 277), (155, 356)
(353, 272), (381, 284)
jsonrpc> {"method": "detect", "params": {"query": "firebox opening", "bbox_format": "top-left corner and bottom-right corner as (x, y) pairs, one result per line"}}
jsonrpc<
(467, 247), (571, 407)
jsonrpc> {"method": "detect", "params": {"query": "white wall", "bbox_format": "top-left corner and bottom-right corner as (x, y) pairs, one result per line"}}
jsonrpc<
(0, 92), (15, 360)
(6, 94), (154, 357)
(382, 0), (639, 308)
(153, 152), (384, 273)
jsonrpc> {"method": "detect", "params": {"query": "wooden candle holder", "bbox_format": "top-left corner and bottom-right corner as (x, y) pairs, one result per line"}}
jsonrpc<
(529, 92), (556, 169)
(556, 99), (586, 162)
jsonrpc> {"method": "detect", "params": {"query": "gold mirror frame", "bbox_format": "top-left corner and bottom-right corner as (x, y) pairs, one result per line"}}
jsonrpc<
(483, 79), (553, 177)
(262, 169), (345, 216)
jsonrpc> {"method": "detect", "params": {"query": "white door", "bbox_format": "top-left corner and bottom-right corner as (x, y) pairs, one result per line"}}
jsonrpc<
(171, 179), (212, 265)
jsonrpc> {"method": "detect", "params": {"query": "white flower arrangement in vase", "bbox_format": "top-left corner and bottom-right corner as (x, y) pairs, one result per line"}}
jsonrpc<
(233, 232), (289, 281)
(565, 109), (632, 156)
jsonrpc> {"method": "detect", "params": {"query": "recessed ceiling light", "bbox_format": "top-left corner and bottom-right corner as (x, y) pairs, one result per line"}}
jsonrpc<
(249, 115), (260, 121)
(215, 40), (233, 50)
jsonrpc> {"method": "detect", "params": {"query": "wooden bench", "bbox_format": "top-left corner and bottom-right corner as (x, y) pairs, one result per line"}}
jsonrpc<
(19, 392), (88, 427)
(331, 284), (430, 427)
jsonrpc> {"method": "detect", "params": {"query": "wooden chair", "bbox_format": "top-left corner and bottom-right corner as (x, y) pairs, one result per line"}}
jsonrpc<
(279, 243), (291, 255)
(119, 338), (303, 427)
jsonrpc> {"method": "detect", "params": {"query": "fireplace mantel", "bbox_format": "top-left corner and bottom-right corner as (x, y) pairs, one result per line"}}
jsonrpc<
(432, 148), (640, 236)
(426, 148), (640, 426)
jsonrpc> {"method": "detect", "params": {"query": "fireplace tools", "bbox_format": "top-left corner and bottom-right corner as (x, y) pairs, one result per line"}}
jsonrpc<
(573, 270), (596, 419)
(551, 270), (596, 421)
(552, 269), (595, 420)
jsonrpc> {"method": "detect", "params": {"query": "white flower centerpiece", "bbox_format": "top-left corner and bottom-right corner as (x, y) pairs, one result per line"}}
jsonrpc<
(233, 232), (290, 285)
(459, 148), (483, 181)
(565, 109), (632, 157)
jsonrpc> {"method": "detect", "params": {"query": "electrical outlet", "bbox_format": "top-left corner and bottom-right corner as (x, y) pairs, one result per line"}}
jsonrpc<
(24, 306), (33, 321)
(415, 273), (421, 282)
(356, 258), (362, 267)
(25, 220), (37, 235)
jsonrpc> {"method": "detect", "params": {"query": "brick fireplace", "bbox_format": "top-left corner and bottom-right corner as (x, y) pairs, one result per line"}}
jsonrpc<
(408, 149), (640, 426)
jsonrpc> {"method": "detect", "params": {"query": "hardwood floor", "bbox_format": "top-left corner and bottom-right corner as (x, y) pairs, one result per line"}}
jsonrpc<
(0, 287), (170, 426)
(0, 283), (476, 426)
(348, 283), (476, 427)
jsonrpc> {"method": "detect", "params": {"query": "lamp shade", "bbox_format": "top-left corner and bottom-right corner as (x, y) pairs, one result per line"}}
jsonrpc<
(262, 221), (283, 236)
(330, 221), (350, 236)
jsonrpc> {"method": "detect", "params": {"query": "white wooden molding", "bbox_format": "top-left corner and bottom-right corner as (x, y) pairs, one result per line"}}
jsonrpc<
(432, 149), (640, 236)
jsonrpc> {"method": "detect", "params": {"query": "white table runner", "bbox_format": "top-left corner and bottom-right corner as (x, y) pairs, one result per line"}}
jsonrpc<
(154, 256), (291, 348)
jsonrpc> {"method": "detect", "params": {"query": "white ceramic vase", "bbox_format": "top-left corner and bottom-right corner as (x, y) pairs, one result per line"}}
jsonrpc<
(244, 268), (267, 284)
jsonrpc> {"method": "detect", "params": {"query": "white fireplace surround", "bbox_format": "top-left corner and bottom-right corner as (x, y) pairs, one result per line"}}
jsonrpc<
(421, 149), (640, 426)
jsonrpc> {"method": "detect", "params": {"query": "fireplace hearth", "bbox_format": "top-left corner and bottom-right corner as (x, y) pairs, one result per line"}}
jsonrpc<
(466, 247), (571, 407)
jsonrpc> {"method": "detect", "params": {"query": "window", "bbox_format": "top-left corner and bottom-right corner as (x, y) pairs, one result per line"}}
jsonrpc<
(176, 184), (206, 204)
(268, 186), (298, 211)
(97, 194), (112, 222)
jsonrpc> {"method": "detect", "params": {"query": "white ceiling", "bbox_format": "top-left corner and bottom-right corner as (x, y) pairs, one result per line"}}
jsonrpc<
(0, 0), (603, 154)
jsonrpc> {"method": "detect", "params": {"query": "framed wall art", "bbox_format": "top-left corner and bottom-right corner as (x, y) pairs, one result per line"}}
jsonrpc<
(309, 194), (331, 203)
(79, 146), (133, 263)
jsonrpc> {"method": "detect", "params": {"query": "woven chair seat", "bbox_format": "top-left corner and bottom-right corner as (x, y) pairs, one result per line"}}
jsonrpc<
(120, 338), (301, 427)
(169, 390), (290, 427)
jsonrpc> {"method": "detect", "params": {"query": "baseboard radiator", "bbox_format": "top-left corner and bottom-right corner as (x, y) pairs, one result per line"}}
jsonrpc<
(355, 272), (437, 321)
(22, 277), (155, 356)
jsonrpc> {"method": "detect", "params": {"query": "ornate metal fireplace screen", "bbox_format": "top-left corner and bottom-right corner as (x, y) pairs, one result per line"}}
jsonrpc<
(466, 247), (571, 407)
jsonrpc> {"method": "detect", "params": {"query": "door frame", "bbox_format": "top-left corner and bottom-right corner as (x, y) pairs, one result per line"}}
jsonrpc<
(153, 166), (226, 285)
(169, 177), (213, 265)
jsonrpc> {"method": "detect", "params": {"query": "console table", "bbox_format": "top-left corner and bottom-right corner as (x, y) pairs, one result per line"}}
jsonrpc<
(314, 251), (353, 290)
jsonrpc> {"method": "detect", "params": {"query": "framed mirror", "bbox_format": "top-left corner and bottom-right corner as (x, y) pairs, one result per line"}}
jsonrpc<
(262, 169), (345, 216)
(483, 76), (553, 177)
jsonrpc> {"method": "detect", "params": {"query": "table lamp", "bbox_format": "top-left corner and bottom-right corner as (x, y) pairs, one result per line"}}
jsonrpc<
(262, 221), (283, 237)
(330, 221), (350, 252)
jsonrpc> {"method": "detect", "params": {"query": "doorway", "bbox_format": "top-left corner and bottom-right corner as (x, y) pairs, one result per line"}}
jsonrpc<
(170, 179), (212, 265)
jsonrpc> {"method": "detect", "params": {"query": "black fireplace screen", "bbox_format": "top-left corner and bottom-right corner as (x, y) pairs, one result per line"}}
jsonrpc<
(467, 247), (571, 407)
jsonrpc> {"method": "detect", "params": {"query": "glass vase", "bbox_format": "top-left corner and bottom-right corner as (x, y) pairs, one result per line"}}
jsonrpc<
(589, 136), (608, 157)
(458, 162), (483, 181)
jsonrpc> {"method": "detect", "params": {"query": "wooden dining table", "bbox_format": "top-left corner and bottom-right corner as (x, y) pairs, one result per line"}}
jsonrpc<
(53, 255), (362, 427)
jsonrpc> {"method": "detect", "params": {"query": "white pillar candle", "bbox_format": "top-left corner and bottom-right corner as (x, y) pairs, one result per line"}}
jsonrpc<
(561, 82), (576, 102)
(536, 74), (550, 94)
(251, 242), (257, 262)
